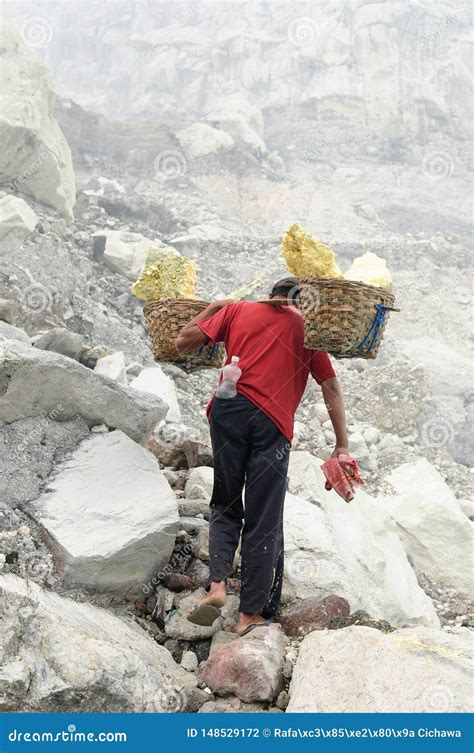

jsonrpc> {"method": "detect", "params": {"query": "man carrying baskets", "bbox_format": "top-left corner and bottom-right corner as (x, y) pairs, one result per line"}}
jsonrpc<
(176, 277), (349, 637)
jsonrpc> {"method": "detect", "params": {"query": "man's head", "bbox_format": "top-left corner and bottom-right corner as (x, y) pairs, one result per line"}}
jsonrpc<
(269, 276), (301, 302)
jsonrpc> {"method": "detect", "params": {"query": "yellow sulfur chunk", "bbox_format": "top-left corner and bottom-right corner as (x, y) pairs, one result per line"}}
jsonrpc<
(281, 223), (343, 279)
(344, 251), (393, 291)
(131, 245), (197, 302)
(226, 276), (264, 301)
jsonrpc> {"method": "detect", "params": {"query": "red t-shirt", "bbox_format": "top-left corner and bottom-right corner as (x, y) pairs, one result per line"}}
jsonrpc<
(197, 301), (336, 442)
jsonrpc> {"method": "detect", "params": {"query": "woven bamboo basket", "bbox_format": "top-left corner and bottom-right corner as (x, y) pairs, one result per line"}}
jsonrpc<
(143, 298), (224, 372)
(299, 278), (399, 359)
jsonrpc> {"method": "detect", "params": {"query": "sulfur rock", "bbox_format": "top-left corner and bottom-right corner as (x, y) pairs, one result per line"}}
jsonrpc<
(281, 223), (343, 279)
(131, 245), (196, 302)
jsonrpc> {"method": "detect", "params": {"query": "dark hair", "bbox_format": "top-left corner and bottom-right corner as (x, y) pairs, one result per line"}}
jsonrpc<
(269, 276), (301, 301)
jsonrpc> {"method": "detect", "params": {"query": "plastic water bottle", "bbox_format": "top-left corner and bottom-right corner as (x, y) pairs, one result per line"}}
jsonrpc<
(215, 356), (241, 399)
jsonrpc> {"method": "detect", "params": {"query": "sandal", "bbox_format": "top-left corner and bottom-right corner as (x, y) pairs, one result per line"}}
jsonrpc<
(237, 619), (272, 637)
(187, 603), (221, 627)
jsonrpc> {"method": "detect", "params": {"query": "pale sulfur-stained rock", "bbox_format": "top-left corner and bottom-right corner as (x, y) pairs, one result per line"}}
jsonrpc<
(384, 460), (474, 598)
(0, 195), (38, 238)
(0, 17), (75, 217)
(0, 340), (164, 442)
(130, 366), (181, 423)
(288, 625), (473, 713)
(203, 625), (288, 703)
(24, 431), (179, 594)
(0, 573), (196, 712)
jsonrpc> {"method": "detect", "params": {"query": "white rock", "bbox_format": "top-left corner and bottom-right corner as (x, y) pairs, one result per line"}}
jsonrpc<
(207, 97), (267, 154)
(288, 451), (328, 501)
(94, 351), (127, 385)
(311, 403), (330, 423)
(177, 123), (234, 160)
(385, 460), (474, 598)
(0, 196), (38, 238)
(25, 432), (179, 595)
(363, 427), (381, 445)
(284, 488), (439, 628)
(92, 229), (155, 279)
(288, 625), (473, 713)
(180, 650), (199, 672)
(458, 498), (474, 520)
(0, 340), (165, 442)
(0, 17), (75, 217)
(130, 366), (181, 423)
(185, 467), (214, 500)
(349, 431), (369, 461)
(0, 321), (29, 344)
(0, 573), (196, 711)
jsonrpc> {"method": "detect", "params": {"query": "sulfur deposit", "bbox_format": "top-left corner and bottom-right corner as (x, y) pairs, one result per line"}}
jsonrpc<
(281, 224), (343, 279)
(281, 224), (393, 290)
(344, 251), (393, 291)
(131, 245), (197, 302)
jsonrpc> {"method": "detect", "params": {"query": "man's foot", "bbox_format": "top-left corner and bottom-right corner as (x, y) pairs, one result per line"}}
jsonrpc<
(198, 580), (227, 609)
(187, 581), (227, 626)
(235, 612), (270, 637)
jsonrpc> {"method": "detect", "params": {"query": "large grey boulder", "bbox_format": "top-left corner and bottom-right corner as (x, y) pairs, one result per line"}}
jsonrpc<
(176, 123), (234, 160)
(0, 340), (165, 442)
(288, 625), (473, 712)
(0, 195), (38, 239)
(0, 17), (75, 217)
(384, 459), (474, 598)
(0, 574), (196, 712)
(0, 415), (89, 506)
(284, 491), (439, 628)
(24, 432), (179, 595)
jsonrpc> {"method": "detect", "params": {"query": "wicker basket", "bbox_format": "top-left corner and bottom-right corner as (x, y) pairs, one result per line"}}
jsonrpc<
(299, 278), (399, 359)
(143, 298), (225, 372)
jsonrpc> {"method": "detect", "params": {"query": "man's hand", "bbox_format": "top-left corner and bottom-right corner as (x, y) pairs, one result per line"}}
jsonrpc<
(331, 446), (350, 459)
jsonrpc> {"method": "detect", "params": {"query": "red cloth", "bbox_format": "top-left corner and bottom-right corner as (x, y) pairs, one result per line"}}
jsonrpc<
(321, 454), (364, 503)
(197, 301), (336, 443)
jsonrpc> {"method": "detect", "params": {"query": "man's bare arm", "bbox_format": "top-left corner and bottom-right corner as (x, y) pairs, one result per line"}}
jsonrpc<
(175, 299), (234, 353)
(321, 376), (349, 457)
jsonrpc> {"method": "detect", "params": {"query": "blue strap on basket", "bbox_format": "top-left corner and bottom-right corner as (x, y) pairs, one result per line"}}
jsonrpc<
(355, 303), (389, 354)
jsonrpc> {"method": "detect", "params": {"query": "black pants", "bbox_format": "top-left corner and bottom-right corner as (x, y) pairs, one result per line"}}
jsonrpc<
(208, 393), (290, 617)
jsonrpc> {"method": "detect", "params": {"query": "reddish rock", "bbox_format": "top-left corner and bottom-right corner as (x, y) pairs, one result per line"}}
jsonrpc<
(182, 439), (213, 468)
(279, 595), (350, 637)
(162, 573), (198, 592)
(203, 625), (288, 703)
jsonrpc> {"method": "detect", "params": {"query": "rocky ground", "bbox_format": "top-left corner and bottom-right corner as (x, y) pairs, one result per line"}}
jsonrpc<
(0, 12), (473, 714)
